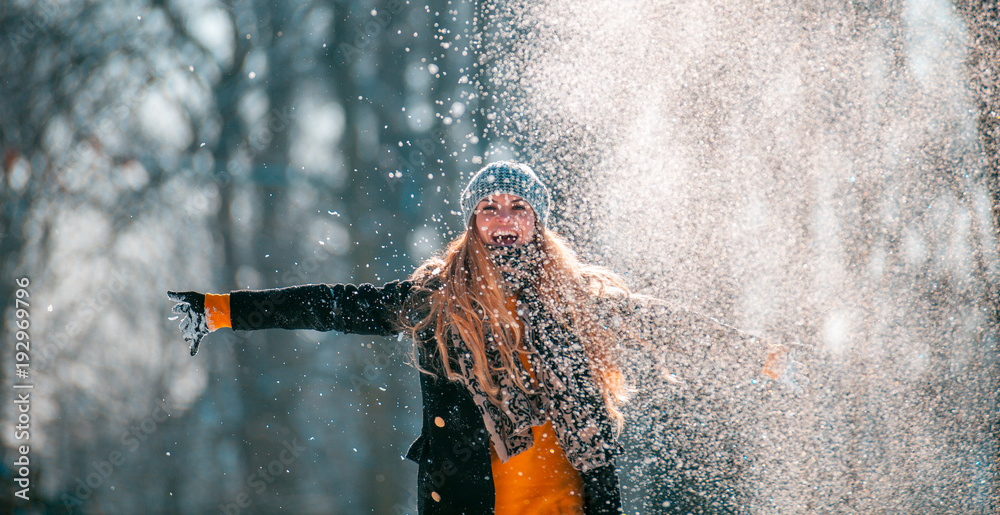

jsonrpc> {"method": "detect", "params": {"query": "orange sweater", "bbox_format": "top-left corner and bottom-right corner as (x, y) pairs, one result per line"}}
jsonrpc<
(490, 298), (584, 514)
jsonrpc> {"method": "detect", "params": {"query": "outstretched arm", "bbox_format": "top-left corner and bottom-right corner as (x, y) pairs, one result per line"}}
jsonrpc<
(228, 282), (414, 334)
(613, 294), (808, 390)
(168, 281), (415, 355)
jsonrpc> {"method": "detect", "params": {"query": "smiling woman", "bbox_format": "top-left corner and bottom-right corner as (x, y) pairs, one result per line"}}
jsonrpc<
(169, 161), (629, 513)
(167, 161), (776, 514)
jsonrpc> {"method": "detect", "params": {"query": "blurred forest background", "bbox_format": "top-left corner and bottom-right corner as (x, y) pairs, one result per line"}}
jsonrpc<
(1, 0), (999, 514)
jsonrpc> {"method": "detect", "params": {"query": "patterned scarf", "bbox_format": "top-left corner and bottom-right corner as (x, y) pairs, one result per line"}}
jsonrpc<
(454, 246), (622, 472)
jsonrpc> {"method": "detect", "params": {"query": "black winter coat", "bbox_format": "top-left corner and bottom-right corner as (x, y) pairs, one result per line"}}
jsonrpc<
(227, 280), (624, 514)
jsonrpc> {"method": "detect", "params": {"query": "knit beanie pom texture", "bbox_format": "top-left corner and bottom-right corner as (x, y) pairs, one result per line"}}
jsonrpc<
(460, 161), (551, 226)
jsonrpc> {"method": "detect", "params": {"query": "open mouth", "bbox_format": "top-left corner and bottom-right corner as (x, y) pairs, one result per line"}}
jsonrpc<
(491, 229), (519, 246)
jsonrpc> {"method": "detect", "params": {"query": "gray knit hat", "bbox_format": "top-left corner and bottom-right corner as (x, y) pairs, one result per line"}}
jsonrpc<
(460, 161), (551, 226)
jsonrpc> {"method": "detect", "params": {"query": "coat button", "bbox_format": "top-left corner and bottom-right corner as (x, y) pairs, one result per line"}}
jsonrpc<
(431, 491), (441, 502)
(434, 416), (445, 427)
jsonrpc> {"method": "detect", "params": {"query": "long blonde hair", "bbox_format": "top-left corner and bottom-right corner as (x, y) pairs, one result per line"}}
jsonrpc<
(407, 222), (631, 430)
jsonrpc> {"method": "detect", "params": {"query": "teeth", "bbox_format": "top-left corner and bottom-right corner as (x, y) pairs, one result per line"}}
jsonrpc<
(492, 229), (519, 244)
(492, 230), (518, 240)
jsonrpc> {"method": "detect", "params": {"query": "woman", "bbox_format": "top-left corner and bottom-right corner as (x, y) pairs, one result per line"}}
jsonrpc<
(169, 161), (787, 514)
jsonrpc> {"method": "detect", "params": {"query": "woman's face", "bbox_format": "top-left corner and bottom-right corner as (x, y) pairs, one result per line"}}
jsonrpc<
(473, 194), (536, 246)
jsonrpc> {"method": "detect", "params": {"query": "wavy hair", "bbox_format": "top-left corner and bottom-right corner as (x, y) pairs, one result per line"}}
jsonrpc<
(407, 221), (631, 430)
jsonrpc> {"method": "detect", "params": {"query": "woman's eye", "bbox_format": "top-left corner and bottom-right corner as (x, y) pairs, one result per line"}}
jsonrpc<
(512, 204), (527, 211)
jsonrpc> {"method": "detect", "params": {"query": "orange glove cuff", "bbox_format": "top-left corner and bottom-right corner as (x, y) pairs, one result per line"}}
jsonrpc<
(204, 293), (232, 331)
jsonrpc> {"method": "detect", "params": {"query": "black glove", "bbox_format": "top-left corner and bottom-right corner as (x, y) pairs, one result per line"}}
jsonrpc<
(167, 291), (209, 356)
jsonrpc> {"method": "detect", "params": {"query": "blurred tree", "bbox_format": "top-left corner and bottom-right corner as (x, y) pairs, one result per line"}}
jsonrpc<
(0, 0), (217, 512)
(0, 0), (484, 512)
